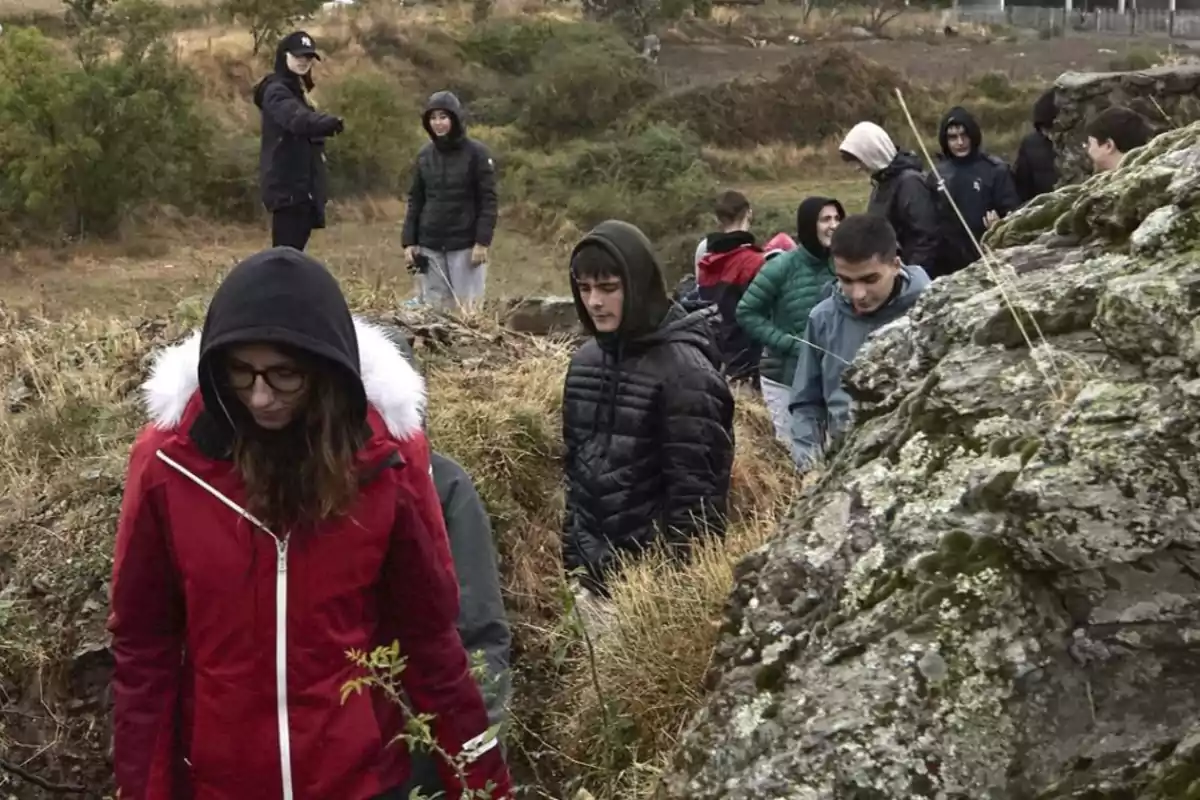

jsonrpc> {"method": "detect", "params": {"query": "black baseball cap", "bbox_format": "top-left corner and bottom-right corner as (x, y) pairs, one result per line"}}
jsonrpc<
(282, 30), (321, 60)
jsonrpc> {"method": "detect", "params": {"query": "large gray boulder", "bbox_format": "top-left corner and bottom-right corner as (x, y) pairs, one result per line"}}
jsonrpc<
(1051, 64), (1200, 186)
(660, 122), (1200, 798)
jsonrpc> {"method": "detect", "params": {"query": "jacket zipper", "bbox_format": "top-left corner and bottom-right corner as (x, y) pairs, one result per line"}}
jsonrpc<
(274, 534), (294, 800)
(155, 450), (296, 799)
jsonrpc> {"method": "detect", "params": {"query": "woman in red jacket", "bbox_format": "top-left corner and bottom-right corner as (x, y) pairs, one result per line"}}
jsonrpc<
(109, 247), (512, 800)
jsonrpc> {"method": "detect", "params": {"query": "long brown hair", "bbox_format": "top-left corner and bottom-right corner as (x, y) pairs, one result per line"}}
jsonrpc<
(232, 363), (363, 531)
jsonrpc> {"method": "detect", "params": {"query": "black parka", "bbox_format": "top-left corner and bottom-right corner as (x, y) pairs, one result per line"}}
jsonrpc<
(866, 152), (940, 271)
(253, 38), (342, 225)
(928, 106), (1021, 278)
(562, 221), (735, 594)
(401, 92), (499, 252)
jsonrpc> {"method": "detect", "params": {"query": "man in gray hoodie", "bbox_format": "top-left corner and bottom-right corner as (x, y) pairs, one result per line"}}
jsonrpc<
(788, 214), (930, 470)
(382, 329), (512, 800)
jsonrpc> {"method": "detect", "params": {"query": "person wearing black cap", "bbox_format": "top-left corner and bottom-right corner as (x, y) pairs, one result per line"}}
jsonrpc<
(1013, 89), (1060, 204)
(402, 91), (498, 312)
(253, 30), (345, 251)
(736, 196), (845, 450)
(562, 220), (735, 598)
(109, 247), (512, 799)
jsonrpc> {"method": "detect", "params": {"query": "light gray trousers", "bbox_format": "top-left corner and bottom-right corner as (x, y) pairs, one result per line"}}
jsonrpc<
(418, 247), (488, 311)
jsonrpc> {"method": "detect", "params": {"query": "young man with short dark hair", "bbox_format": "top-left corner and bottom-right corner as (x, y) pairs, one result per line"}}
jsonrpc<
(696, 189), (769, 384)
(1084, 105), (1152, 173)
(1013, 89), (1059, 203)
(929, 106), (1021, 279)
(788, 214), (930, 470)
(562, 220), (735, 596)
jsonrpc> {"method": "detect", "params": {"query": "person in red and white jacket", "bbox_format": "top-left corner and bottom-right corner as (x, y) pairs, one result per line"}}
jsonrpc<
(108, 246), (512, 800)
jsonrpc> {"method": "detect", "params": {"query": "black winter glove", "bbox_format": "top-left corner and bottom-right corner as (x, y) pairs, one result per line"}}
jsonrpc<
(329, 117), (345, 136)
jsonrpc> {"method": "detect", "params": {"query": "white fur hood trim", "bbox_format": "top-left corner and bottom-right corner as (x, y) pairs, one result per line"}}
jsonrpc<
(141, 317), (426, 440)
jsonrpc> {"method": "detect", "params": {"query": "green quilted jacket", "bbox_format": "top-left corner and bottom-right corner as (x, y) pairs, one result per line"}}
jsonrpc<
(735, 245), (835, 386)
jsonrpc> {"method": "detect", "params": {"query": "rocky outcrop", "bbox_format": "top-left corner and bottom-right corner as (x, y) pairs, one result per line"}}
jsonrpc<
(1051, 64), (1200, 185)
(660, 122), (1200, 798)
(504, 295), (582, 335)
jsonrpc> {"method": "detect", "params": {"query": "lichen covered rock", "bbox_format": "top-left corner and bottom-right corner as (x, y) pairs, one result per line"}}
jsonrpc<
(660, 121), (1200, 799)
(1050, 64), (1200, 186)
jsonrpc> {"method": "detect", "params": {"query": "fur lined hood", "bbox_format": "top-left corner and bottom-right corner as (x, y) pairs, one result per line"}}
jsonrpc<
(140, 317), (426, 441)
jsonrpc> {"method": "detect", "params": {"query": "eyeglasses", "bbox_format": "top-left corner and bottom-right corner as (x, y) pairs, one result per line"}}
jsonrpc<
(226, 363), (307, 394)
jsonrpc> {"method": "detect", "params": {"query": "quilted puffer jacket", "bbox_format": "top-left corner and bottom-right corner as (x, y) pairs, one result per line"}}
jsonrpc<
(562, 220), (735, 594)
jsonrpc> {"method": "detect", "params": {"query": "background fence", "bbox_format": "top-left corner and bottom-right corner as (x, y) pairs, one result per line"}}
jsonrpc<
(956, 5), (1200, 37)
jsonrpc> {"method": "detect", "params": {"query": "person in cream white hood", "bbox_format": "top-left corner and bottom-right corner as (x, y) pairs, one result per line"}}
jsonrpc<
(839, 121), (939, 272)
(108, 247), (512, 799)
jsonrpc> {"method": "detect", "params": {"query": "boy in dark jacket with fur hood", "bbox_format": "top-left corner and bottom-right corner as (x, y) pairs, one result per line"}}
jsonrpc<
(562, 220), (735, 599)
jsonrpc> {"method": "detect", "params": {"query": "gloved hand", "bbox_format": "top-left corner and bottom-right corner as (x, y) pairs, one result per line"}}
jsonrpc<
(329, 117), (345, 136)
(471, 244), (488, 267)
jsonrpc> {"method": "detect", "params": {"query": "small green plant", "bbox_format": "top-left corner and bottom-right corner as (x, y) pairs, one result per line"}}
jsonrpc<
(342, 641), (505, 799)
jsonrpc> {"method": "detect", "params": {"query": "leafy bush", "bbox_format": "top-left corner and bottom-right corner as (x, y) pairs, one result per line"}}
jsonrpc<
(460, 18), (560, 75)
(514, 124), (715, 240)
(0, 21), (213, 242)
(520, 36), (657, 143)
(323, 71), (425, 197)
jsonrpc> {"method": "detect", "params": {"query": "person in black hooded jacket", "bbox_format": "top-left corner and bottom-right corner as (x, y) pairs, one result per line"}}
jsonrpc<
(1013, 89), (1059, 204)
(838, 121), (939, 271)
(253, 31), (345, 251)
(928, 106), (1021, 278)
(402, 91), (499, 312)
(562, 220), (735, 597)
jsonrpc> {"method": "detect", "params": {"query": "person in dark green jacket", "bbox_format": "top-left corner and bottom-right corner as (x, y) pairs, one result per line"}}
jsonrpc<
(736, 195), (845, 446)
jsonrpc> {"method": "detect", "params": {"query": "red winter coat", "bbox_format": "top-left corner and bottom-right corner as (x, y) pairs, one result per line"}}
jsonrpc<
(109, 320), (512, 800)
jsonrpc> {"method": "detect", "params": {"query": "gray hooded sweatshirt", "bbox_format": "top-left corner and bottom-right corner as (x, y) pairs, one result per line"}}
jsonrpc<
(788, 264), (930, 468)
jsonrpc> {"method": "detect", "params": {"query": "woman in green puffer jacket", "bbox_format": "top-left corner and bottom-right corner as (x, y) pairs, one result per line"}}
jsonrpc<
(736, 195), (846, 447)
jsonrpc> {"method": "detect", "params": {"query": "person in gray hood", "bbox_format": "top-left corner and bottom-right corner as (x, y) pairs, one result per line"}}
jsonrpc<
(402, 91), (499, 312)
(788, 214), (930, 470)
(379, 328), (512, 800)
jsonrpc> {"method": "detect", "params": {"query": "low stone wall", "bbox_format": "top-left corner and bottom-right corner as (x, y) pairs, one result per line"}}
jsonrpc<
(1052, 63), (1200, 185)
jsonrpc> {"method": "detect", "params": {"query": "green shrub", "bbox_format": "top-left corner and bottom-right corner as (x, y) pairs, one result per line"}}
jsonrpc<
(516, 124), (715, 240)
(323, 71), (425, 197)
(0, 22), (213, 242)
(460, 18), (559, 75)
(971, 71), (1019, 103)
(520, 37), (657, 143)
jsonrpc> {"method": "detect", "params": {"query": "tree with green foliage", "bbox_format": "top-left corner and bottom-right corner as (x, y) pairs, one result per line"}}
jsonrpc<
(220, 0), (325, 56)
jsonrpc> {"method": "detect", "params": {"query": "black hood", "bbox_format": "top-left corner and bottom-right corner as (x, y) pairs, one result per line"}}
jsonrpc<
(1032, 89), (1058, 131)
(197, 247), (365, 435)
(938, 106), (983, 160)
(795, 196), (845, 260)
(703, 230), (756, 254)
(569, 220), (672, 345)
(874, 150), (925, 182)
(423, 90), (466, 149)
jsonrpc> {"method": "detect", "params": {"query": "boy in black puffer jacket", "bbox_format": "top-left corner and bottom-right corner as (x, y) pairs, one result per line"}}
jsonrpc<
(562, 220), (735, 598)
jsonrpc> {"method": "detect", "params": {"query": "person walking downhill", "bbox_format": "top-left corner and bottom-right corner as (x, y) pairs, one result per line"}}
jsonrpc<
(109, 247), (512, 799)
(403, 91), (499, 313)
(736, 196), (845, 451)
(563, 220), (735, 601)
(254, 31), (345, 251)
(383, 330), (513, 800)
(789, 215), (930, 472)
